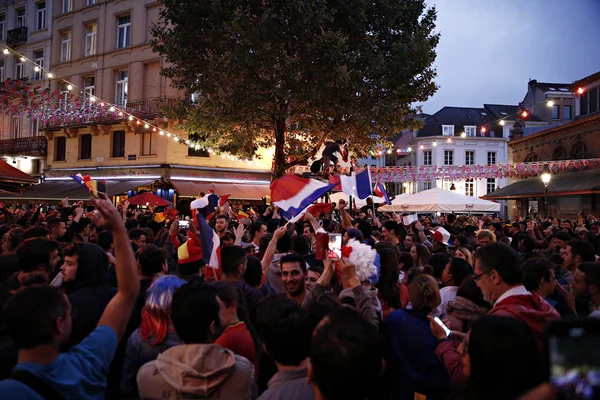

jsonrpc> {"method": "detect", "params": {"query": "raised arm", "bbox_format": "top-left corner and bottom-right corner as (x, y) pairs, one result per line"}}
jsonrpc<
(261, 226), (286, 275)
(93, 196), (140, 341)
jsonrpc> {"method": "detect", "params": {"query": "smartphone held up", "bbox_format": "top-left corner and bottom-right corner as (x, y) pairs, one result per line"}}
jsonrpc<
(315, 232), (342, 260)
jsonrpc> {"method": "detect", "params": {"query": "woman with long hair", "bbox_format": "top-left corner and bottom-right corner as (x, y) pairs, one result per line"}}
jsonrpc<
(411, 243), (431, 267)
(376, 248), (408, 320)
(454, 247), (473, 266)
(121, 275), (186, 397)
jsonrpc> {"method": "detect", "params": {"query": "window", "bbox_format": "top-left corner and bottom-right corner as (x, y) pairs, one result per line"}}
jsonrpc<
(590, 87), (598, 115)
(112, 130), (125, 157)
(16, 8), (25, 28)
(79, 134), (92, 159)
(465, 126), (476, 137)
(465, 179), (474, 197)
(444, 150), (453, 166)
(60, 31), (72, 62)
(29, 118), (39, 137)
(11, 116), (22, 139)
(141, 131), (156, 156)
(0, 14), (5, 41)
(62, 0), (71, 14)
(551, 104), (559, 120)
(115, 69), (128, 106)
(33, 50), (43, 80)
(87, 0), (97, 5)
(487, 152), (496, 165)
(117, 15), (131, 49)
(581, 90), (589, 116)
(571, 143), (587, 160)
(552, 146), (567, 161)
(15, 59), (24, 79)
(84, 76), (95, 98)
(564, 105), (572, 120)
(442, 125), (455, 136)
(465, 151), (475, 166)
(0, 59), (4, 82)
(55, 137), (66, 161)
(423, 150), (432, 166)
(36, 2), (46, 30)
(524, 153), (540, 163)
(85, 23), (97, 56)
(188, 146), (210, 157)
(486, 178), (496, 194)
(423, 180), (432, 191)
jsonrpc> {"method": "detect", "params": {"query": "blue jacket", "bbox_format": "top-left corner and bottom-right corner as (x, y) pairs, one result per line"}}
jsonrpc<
(385, 309), (450, 400)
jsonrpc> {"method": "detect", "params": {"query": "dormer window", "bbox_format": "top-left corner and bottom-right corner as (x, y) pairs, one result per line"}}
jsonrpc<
(442, 125), (454, 136)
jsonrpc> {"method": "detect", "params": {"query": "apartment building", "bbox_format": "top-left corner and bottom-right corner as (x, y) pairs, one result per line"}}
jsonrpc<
(0, 0), (53, 176)
(3, 0), (273, 202)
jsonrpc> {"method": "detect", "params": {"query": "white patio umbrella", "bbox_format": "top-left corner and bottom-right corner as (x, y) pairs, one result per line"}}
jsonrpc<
(377, 187), (500, 213)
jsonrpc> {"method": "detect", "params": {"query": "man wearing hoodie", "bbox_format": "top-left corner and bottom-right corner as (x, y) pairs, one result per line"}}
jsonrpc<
(473, 242), (559, 341)
(137, 282), (256, 399)
(0, 196), (139, 399)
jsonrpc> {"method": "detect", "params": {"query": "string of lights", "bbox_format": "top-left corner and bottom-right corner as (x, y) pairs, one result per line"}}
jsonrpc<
(1, 46), (260, 164)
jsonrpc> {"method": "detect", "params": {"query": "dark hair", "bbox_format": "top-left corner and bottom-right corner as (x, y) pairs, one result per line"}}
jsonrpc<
(398, 251), (414, 272)
(429, 253), (451, 280)
(280, 253), (306, 273)
(448, 257), (473, 287)
(23, 226), (49, 240)
(16, 237), (59, 273)
(129, 228), (146, 241)
(220, 245), (247, 276)
(456, 276), (490, 309)
(356, 220), (372, 239)
(578, 262), (600, 289)
(259, 233), (272, 255)
(567, 240), (595, 264)
(346, 228), (365, 242)
(63, 242), (82, 258)
(276, 232), (293, 254)
(257, 294), (312, 366)
(46, 218), (65, 233)
(376, 248), (401, 310)
(305, 292), (342, 330)
(222, 231), (236, 243)
(383, 221), (400, 236)
(519, 237), (536, 252)
(462, 316), (543, 400)
(250, 221), (266, 238)
(308, 264), (324, 276)
(4, 286), (69, 348)
(311, 307), (383, 400)
(178, 260), (206, 281)
(554, 231), (571, 242)
(74, 218), (91, 234)
(125, 218), (139, 231)
(97, 230), (113, 251)
(171, 282), (220, 343)
(414, 243), (431, 267)
(522, 257), (554, 292)
(138, 244), (166, 277)
(3, 227), (25, 252)
(474, 243), (522, 285)
(292, 235), (310, 256)
(243, 256), (263, 287)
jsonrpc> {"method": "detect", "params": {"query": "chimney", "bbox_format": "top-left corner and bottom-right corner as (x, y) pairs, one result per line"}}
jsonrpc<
(511, 116), (524, 140)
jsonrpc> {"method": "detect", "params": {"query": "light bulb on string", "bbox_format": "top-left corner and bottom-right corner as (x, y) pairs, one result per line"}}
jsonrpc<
(499, 120), (505, 126)
(2, 49), (8, 55)
(521, 110), (528, 118)
(144, 123), (149, 129)
(67, 84), (73, 91)
(136, 120), (141, 125)
(460, 132), (466, 138)
(480, 126), (487, 134)
(446, 137), (452, 143)
(407, 147), (412, 152)
(578, 87), (584, 94)
(419, 144), (424, 150)
(118, 111), (123, 116)
(432, 141), (437, 147)
(90, 96), (96, 102)
(547, 100), (554, 107)
(47, 72), (54, 79)
(166, 133), (171, 137)
(99, 102), (105, 107)
(159, 130), (164, 135)
(19, 57), (25, 62)
(109, 106), (115, 112)
(173, 136), (178, 141)
(128, 115), (134, 121)
(386, 149), (392, 155)
(152, 127), (157, 132)
(34, 66), (40, 72)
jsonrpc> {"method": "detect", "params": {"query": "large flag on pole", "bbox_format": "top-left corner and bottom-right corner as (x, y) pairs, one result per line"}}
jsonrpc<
(270, 175), (336, 221)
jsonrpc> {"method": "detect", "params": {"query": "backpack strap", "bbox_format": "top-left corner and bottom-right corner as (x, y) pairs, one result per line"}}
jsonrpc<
(9, 370), (66, 400)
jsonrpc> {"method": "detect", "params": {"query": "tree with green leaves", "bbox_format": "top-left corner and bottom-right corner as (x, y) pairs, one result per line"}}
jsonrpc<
(151, 0), (439, 178)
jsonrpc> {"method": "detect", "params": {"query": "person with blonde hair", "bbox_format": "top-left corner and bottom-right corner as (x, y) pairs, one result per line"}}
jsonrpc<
(385, 274), (450, 399)
(454, 247), (473, 266)
(476, 229), (496, 246)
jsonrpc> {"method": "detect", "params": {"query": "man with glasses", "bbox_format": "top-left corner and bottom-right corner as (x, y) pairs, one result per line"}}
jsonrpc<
(473, 242), (559, 341)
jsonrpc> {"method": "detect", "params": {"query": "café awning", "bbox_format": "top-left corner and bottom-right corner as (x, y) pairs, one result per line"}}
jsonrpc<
(0, 160), (37, 184)
(483, 169), (600, 200)
(0, 179), (156, 201)
(171, 180), (270, 200)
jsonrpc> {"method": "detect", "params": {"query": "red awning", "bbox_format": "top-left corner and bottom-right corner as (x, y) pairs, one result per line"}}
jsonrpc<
(171, 180), (270, 200)
(0, 160), (37, 184)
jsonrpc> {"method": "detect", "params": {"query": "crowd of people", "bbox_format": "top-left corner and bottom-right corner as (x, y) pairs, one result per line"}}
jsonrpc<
(0, 195), (598, 399)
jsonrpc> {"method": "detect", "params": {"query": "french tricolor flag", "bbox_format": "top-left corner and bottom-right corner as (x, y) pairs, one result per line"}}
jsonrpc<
(374, 180), (391, 205)
(190, 195), (221, 278)
(271, 175), (336, 221)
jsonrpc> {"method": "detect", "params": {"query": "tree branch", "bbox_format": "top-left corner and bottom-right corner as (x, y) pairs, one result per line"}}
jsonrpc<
(284, 131), (330, 170)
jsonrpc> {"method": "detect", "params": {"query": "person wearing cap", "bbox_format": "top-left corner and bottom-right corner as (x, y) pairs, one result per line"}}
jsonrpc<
(169, 221), (206, 282)
(431, 227), (451, 255)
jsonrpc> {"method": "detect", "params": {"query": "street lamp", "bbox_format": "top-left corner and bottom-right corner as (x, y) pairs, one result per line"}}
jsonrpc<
(541, 166), (552, 217)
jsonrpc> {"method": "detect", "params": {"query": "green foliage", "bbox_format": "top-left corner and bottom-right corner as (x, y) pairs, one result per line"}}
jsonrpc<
(151, 0), (439, 176)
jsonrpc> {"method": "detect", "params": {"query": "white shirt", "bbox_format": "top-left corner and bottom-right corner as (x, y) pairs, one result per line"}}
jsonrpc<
(494, 285), (530, 306)
(436, 286), (459, 317)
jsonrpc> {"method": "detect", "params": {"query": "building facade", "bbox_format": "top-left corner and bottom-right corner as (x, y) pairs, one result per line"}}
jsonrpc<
(0, 0), (53, 177)
(485, 71), (600, 218)
(0, 0), (273, 203)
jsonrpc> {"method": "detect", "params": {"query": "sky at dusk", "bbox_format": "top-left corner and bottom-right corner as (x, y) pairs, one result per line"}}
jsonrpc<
(420, 0), (600, 114)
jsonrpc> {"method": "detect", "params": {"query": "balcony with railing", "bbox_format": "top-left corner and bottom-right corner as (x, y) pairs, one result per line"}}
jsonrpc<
(7, 27), (28, 48)
(126, 97), (181, 118)
(0, 136), (47, 156)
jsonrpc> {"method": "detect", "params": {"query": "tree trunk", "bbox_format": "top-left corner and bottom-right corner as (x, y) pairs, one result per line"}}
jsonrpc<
(272, 117), (287, 179)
